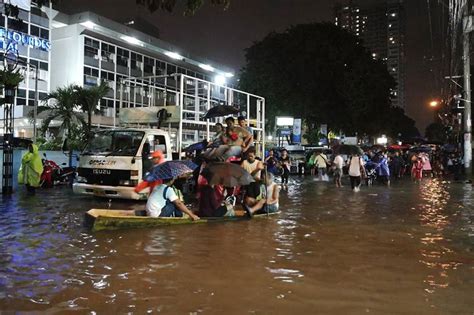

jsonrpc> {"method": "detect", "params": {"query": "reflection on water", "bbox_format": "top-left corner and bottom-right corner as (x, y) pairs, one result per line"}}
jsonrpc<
(417, 179), (471, 301)
(0, 179), (473, 313)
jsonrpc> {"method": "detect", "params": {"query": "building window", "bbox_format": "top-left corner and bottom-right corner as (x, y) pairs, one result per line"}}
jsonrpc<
(84, 37), (99, 60)
(117, 48), (129, 67)
(39, 28), (49, 40)
(144, 56), (154, 74)
(130, 52), (143, 71)
(8, 18), (28, 33)
(100, 98), (115, 108)
(101, 43), (115, 62)
(167, 64), (176, 75)
(101, 70), (114, 82)
(28, 59), (48, 71)
(85, 37), (99, 49)
(84, 66), (99, 86)
(39, 61), (48, 71)
(156, 60), (166, 75)
(30, 25), (40, 36)
(17, 97), (27, 105)
(186, 70), (196, 78)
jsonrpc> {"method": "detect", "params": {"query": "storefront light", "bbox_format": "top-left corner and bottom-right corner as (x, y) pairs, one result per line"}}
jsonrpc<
(376, 135), (388, 145)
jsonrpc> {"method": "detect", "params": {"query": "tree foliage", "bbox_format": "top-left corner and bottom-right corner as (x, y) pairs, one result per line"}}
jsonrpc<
(136, 0), (230, 15)
(75, 81), (111, 139)
(425, 122), (446, 142)
(383, 107), (420, 139)
(36, 0), (229, 15)
(37, 85), (86, 139)
(239, 23), (416, 138)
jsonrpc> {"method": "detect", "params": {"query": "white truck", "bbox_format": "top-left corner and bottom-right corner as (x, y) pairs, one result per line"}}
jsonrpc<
(73, 128), (172, 200)
(73, 74), (266, 200)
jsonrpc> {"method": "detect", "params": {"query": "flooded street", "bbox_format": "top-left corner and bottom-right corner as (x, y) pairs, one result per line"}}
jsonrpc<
(0, 178), (473, 314)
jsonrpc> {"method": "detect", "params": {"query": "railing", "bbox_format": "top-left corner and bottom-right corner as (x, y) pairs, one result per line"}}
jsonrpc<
(118, 74), (265, 157)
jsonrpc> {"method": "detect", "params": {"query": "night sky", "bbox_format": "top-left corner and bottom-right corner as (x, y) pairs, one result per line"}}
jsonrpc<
(57, 0), (437, 135)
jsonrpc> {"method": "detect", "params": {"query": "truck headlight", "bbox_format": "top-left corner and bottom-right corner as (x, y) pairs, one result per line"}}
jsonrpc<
(119, 180), (139, 186)
(119, 180), (131, 186)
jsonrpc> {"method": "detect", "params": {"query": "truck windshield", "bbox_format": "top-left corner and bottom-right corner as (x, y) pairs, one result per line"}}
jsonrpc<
(83, 130), (145, 156)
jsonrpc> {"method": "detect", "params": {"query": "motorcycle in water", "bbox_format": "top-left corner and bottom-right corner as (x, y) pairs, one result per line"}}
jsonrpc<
(40, 154), (76, 187)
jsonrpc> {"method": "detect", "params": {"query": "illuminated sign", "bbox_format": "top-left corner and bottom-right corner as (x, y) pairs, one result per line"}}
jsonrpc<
(0, 27), (51, 52)
(276, 116), (294, 126)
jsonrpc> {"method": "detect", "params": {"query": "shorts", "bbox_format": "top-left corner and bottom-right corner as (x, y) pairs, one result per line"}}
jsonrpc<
(255, 203), (279, 214)
(334, 168), (342, 179)
(266, 204), (279, 213)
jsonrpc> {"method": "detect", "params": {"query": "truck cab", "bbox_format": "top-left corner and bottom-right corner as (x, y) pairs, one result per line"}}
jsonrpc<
(73, 128), (171, 200)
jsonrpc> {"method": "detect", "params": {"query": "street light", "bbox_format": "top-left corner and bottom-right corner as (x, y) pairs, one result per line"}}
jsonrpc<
(429, 100), (439, 107)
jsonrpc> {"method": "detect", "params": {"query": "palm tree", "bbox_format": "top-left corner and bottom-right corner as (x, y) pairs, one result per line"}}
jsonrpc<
(75, 81), (111, 139)
(38, 84), (86, 139)
(37, 84), (86, 176)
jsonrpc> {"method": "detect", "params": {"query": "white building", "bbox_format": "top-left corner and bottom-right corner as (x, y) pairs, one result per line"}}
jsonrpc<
(1, 6), (235, 138)
(0, 0), (52, 138)
(49, 11), (234, 127)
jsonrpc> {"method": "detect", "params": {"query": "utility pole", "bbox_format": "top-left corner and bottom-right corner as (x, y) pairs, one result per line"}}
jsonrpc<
(463, 7), (473, 180)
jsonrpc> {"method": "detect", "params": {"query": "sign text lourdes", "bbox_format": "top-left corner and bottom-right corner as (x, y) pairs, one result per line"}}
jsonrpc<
(0, 27), (51, 53)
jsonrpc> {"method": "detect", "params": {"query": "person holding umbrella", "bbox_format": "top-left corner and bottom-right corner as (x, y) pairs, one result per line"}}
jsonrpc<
(134, 150), (165, 195)
(200, 162), (255, 216)
(145, 161), (200, 220)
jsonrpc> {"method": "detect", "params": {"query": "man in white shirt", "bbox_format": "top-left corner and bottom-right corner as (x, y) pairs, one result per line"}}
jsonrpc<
(146, 178), (199, 220)
(332, 154), (344, 188)
(348, 154), (365, 192)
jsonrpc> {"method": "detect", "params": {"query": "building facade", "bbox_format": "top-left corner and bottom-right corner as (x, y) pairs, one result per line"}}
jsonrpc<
(49, 11), (233, 125)
(334, 0), (406, 109)
(0, 0), (52, 137)
(1, 5), (234, 138)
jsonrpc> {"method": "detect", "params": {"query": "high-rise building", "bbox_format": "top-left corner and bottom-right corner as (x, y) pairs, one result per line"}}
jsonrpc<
(334, 0), (405, 109)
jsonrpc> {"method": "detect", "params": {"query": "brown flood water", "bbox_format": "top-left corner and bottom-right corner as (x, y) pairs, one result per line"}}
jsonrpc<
(0, 177), (473, 314)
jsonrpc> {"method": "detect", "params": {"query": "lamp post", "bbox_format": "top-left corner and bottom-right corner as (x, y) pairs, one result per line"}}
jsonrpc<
(463, 9), (472, 179)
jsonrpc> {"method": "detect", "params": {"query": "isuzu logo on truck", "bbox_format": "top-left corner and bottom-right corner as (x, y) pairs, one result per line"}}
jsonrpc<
(93, 169), (111, 175)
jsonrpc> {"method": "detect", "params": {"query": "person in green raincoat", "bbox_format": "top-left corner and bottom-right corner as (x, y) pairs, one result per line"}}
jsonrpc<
(18, 143), (43, 193)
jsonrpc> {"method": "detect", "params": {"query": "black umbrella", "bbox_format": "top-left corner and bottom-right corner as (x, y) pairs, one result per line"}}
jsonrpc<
(202, 105), (240, 119)
(334, 144), (363, 155)
(201, 162), (254, 187)
(184, 140), (208, 152)
(409, 146), (431, 153)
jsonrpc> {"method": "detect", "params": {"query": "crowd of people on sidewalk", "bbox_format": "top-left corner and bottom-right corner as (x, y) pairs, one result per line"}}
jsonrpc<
(235, 143), (463, 193)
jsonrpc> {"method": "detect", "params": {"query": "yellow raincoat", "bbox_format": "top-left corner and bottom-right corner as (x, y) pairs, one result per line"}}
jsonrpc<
(18, 144), (43, 187)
